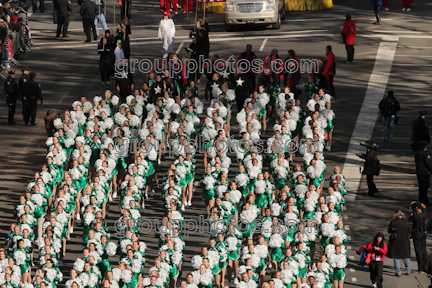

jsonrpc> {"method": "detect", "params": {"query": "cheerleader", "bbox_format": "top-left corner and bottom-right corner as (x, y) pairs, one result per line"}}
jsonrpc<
(200, 167), (216, 216)
(225, 225), (242, 286)
(329, 245), (347, 288)
(294, 242), (311, 284)
(268, 225), (285, 271)
(251, 173), (270, 215)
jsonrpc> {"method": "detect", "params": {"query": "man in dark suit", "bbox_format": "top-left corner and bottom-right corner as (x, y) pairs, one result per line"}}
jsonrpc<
(412, 110), (430, 152)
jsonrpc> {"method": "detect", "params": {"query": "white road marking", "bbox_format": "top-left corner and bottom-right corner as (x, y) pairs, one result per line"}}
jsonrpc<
(343, 215), (348, 220)
(350, 268), (356, 272)
(175, 42), (185, 55)
(259, 38), (268, 52)
(395, 55), (432, 57)
(349, 256), (355, 260)
(348, 235), (352, 240)
(352, 277), (358, 283)
(347, 246), (352, 250)
(343, 37), (399, 202)
(58, 91), (69, 103)
(345, 225), (350, 230)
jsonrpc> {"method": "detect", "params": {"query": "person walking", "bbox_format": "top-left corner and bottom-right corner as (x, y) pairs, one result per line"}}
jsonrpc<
(19, 68), (30, 125)
(387, 210), (412, 277)
(341, 14), (356, 63)
(323, 45), (336, 97)
(415, 142), (432, 205)
(412, 110), (430, 152)
(5, 70), (18, 125)
(80, 0), (97, 42)
(379, 91), (400, 142)
(158, 12), (175, 59)
(237, 44), (258, 90)
(93, 0), (108, 38)
(357, 233), (388, 288)
(402, 0), (412, 11)
(382, 0), (389, 10)
(54, 0), (72, 38)
(358, 141), (380, 197)
(371, 0), (382, 25)
(410, 201), (427, 272)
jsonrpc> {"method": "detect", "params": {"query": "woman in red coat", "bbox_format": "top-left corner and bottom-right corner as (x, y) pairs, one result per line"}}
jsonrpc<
(357, 232), (388, 288)
(341, 14), (356, 63)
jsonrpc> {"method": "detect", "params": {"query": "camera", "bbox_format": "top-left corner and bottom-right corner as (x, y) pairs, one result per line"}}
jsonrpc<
(360, 141), (379, 150)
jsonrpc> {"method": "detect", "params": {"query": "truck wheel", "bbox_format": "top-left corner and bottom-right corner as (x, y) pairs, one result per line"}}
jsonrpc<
(225, 24), (234, 32)
(272, 15), (281, 29)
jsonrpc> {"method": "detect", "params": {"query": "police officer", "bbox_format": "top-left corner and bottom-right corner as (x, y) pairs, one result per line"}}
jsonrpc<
(409, 201), (427, 273)
(415, 141), (432, 205)
(19, 67), (30, 125)
(54, 0), (72, 38)
(22, 72), (43, 126)
(412, 110), (430, 152)
(5, 70), (19, 125)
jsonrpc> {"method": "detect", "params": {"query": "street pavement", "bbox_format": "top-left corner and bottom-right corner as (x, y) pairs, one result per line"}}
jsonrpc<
(1, 0), (432, 287)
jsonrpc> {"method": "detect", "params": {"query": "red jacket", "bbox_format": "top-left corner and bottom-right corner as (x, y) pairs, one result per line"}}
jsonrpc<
(323, 51), (335, 77)
(342, 19), (357, 45)
(357, 240), (388, 263)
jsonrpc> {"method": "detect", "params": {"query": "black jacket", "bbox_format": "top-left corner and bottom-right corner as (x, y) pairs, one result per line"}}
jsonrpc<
(97, 40), (112, 61)
(5, 76), (19, 101)
(387, 217), (411, 259)
(415, 150), (432, 176)
(21, 78), (42, 100)
(379, 96), (400, 117)
(412, 117), (430, 144)
(55, 0), (73, 11)
(359, 149), (379, 176)
(234, 74), (253, 99)
(80, 0), (97, 19)
(410, 207), (427, 240)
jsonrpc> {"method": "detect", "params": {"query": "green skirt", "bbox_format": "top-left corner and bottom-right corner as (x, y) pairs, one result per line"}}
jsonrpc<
(255, 193), (269, 208)
(257, 259), (266, 272)
(333, 268), (345, 281)
(298, 267), (307, 278)
(270, 247), (283, 262)
(269, 96), (277, 106)
(186, 172), (194, 183)
(228, 250), (240, 261)
(203, 189), (215, 201)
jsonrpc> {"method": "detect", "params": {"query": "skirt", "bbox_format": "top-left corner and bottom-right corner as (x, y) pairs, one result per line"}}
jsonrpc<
(333, 268), (345, 281)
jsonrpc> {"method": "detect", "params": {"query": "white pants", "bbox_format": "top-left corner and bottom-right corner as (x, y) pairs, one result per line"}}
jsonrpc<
(162, 36), (174, 57)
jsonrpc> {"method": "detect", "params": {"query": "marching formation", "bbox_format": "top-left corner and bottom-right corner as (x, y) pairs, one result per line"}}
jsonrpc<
(7, 47), (349, 288)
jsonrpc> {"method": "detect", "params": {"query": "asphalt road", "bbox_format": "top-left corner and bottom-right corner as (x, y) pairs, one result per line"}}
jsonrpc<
(1, 0), (432, 287)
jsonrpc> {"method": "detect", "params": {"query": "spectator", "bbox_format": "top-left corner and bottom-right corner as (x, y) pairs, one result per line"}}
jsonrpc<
(379, 90), (400, 142)
(98, 34), (113, 85)
(341, 14), (356, 63)
(412, 110), (430, 152)
(402, 0), (412, 11)
(382, 0), (389, 10)
(116, 21), (130, 59)
(93, 0), (107, 38)
(370, 0), (382, 25)
(357, 232), (388, 288)
(387, 210), (412, 276)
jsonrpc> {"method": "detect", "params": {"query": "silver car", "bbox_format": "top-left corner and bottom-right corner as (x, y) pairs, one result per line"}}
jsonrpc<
(224, 0), (285, 31)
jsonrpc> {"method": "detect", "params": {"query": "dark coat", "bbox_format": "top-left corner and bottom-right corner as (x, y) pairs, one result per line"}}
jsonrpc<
(415, 150), (432, 176)
(412, 117), (430, 145)
(80, 0), (97, 19)
(379, 96), (400, 117)
(387, 217), (411, 259)
(359, 149), (379, 176)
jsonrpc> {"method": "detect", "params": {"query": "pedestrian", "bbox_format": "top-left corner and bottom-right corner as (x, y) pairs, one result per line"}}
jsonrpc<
(199, 17), (210, 33)
(323, 45), (336, 97)
(186, 37), (199, 81)
(341, 14), (356, 63)
(181, 0), (193, 13)
(54, 0), (72, 37)
(98, 35), (113, 85)
(410, 201), (428, 273)
(44, 110), (59, 137)
(19, 67), (30, 125)
(357, 232), (388, 288)
(196, 29), (209, 83)
(4, 70), (18, 125)
(358, 141), (380, 197)
(379, 91), (400, 142)
(411, 110), (430, 152)
(423, 252), (432, 284)
(80, 0), (97, 42)
(283, 49), (300, 86)
(370, 0), (382, 25)
(237, 44), (258, 90)
(21, 72), (43, 126)
(402, 0), (411, 11)
(158, 11), (175, 59)
(387, 210), (412, 277)
(415, 142), (432, 205)
(116, 22), (130, 59)
(32, 0), (45, 12)
(382, 0), (389, 10)
(119, 0), (131, 20)
(93, 0), (108, 38)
